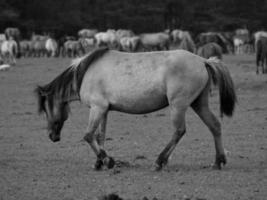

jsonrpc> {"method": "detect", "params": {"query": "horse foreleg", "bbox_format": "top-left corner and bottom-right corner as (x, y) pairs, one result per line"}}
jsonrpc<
(154, 106), (186, 171)
(191, 91), (226, 169)
(84, 106), (114, 170)
(96, 112), (108, 148)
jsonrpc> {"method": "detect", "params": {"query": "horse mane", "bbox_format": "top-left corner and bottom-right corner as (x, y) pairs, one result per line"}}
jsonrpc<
(71, 47), (109, 91)
(35, 47), (109, 114)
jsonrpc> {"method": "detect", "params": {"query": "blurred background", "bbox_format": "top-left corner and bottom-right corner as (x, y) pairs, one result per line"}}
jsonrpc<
(1, 0), (267, 37)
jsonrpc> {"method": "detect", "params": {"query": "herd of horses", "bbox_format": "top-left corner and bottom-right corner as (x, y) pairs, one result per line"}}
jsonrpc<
(1, 27), (267, 73)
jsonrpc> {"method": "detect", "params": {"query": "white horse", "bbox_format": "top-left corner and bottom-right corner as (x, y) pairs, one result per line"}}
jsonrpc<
(119, 36), (140, 52)
(0, 38), (18, 65)
(233, 37), (245, 55)
(94, 30), (118, 48)
(45, 38), (58, 57)
(139, 32), (170, 51)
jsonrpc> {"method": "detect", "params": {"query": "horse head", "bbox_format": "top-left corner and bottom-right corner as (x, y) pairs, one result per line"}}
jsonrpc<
(35, 86), (70, 142)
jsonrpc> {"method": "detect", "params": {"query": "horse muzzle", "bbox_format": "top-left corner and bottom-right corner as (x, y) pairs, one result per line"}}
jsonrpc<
(49, 132), (60, 142)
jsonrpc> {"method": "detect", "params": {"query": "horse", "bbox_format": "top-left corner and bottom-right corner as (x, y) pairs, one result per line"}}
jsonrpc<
(78, 29), (98, 38)
(233, 31), (253, 55)
(20, 40), (31, 57)
(178, 34), (196, 53)
(256, 36), (267, 74)
(5, 27), (21, 58)
(197, 42), (223, 60)
(139, 32), (170, 51)
(197, 32), (229, 54)
(0, 38), (18, 65)
(63, 40), (85, 57)
(35, 47), (236, 171)
(119, 36), (140, 52)
(94, 30), (118, 49)
(31, 40), (47, 57)
(254, 31), (267, 50)
(45, 38), (58, 57)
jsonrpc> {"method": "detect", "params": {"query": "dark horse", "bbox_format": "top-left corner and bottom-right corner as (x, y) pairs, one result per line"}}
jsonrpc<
(35, 47), (236, 171)
(256, 36), (267, 74)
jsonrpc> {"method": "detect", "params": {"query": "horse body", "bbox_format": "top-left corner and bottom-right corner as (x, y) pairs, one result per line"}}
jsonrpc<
(256, 36), (267, 74)
(139, 32), (170, 51)
(197, 42), (223, 60)
(119, 36), (140, 52)
(0, 39), (18, 65)
(36, 48), (236, 171)
(63, 40), (85, 57)
(4, 28), (21, 58)
(94, 30), (118, 48)
(78, 29), (98, 38)
(80, 50), (207, 114)
(20, 40), (31, 57)
(45, 38), (58, 57)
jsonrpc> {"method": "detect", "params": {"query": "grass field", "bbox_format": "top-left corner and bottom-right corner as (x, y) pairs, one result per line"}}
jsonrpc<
(0, 54), (266, 200)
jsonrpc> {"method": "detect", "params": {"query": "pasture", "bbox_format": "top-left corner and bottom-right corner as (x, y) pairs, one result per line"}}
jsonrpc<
(0, 54), (266, 200)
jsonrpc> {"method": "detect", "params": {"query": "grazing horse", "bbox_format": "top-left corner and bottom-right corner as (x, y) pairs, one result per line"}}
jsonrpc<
(0, 38), (18, 65)
(45, 38), (58, 57)
(256, 36), (267, 74)
(139, 32), (170, 51)
(78, 29), (98, 38)
(63, 40), (85, 57)
(36, 48), (236, 171)
(197, 42), (223, 60)
(198, 32), (229, 54)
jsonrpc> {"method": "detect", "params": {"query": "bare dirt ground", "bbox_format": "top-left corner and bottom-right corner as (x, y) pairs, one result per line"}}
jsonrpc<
(0, 54), (266, 200)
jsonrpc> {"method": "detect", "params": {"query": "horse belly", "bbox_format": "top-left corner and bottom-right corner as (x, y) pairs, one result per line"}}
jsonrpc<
(107, 77), (168, 114)
(109, 90), (168, 114)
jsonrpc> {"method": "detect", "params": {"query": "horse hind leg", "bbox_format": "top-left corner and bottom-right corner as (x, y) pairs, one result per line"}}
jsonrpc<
(191, 86), (226, 169)
(154, 105), (187, 171)
(83, 106), (114, 170)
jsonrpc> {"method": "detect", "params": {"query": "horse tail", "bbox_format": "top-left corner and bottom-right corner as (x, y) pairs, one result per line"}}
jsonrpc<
(205, 57), (237, 117)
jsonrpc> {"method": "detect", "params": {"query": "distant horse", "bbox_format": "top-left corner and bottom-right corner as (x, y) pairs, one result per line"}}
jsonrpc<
(197, 42), (223, 60)
(254, 31), (267, 50)
(0, 38), (18, 65)
(139, 32), (170, 51)
(31, 40), (46, 57)
(36, 48), (236, 171)
(45, 38), (58, 57)
(79, 38), (95, 53)
(20, 40), (31, 57)
(256, 36), (267, 74)
(198, 32), (229, 53)
(94, 30), (118, 49)
(178, 33), (196, 53)
(5, 27), (21, 58)
(233, 30), (253, 54)
(78, 29), (98, 38)
(63, 40), (85, 57)
(119, 36), (140, 52)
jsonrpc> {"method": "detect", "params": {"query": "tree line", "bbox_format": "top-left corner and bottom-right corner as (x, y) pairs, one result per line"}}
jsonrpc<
(0, 0), (266, 38)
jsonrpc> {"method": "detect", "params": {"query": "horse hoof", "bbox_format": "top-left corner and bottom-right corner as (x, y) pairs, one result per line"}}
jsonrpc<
(104, 156), (115, 169)
(213, 154), (227, 170)
(94, 159), (104, 171)
(152, 163), (163, 171)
